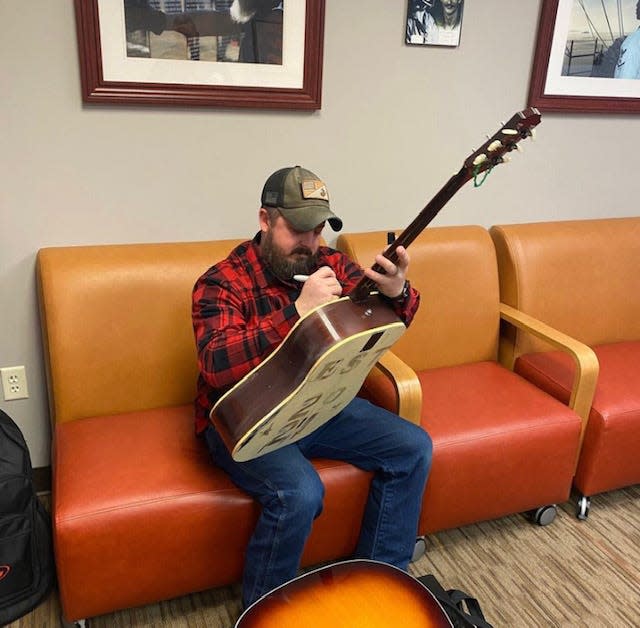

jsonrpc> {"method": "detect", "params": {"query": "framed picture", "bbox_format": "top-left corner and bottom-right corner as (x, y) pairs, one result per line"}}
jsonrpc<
(405, 0), (464, 48)
(74, 0), (325, 110)
(528, 0), (640, 113)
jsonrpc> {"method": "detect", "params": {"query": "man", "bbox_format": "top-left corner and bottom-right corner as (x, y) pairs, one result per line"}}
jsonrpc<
(614, 1), (640, 79)
(192, 166), (432, 609)
(430, 0), (464, 47)
(406, 0), (437, 44)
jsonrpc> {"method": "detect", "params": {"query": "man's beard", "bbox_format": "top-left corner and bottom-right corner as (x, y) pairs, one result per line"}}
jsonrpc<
(260, 230), (320, 282)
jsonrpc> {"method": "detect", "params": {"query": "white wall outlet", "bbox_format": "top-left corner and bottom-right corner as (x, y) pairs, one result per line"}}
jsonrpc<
(1, 366), (29, 401)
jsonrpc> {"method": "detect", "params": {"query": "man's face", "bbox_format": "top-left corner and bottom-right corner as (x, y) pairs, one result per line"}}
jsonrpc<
(259, 210), (323, 280)
(442, 0), (461, 17)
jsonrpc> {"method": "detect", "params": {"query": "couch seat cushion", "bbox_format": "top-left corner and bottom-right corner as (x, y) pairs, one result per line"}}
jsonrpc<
(515, 340), (640, 496)
(416, 361), (582, 533)
(53, 405), (371, 620)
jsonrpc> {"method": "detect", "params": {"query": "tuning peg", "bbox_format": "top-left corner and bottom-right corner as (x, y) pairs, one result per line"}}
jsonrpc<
(487, 140), (503, 152)
(501, 128), (518, 136)
(472, 153), (488, 166)
(515, 143), (523, 152)
(501, 155), (512, 163)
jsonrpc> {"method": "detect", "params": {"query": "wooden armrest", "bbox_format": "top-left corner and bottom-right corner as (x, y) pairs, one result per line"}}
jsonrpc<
(499, 302), (599, 445)
(365, 351), (422, 425)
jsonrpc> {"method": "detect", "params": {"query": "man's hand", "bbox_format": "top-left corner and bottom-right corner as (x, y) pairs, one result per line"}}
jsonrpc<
(364, 245), (409, 299)
(294, 266), (343, 318)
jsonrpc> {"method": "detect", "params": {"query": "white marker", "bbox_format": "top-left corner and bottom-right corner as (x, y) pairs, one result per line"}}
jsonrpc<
(293, 274), (309, 282)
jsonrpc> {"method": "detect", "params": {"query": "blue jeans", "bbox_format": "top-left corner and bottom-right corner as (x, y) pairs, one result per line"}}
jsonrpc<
(204, 396), (432, 608)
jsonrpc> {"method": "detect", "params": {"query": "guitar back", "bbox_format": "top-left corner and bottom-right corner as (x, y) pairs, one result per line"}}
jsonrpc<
(236, 559), (453, 628)
(212, 295), (406, 461)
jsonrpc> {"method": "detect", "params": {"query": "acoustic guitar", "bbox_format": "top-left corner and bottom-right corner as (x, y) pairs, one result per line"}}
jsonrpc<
(235, 559), (454, 628)
(211, 108), (542, 461)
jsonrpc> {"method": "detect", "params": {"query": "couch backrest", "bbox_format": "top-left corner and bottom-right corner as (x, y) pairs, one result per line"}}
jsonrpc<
(37, 240), (244, 425)
(336, 225), (501, 371)
(490, 217), (640, 356)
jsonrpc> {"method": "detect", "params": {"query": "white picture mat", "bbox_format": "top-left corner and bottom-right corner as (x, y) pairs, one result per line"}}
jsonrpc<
(544, 0), (639, 98)
(97, 1), (306, 89)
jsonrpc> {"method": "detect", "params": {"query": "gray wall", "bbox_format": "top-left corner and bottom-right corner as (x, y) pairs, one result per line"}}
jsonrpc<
(1, 1), (638, 468)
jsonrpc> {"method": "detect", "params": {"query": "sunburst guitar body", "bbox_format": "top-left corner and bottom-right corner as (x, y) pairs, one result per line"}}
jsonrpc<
(235, 559), (453, 628)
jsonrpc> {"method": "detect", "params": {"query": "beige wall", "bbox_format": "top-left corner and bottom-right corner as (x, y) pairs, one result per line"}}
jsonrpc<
(1, 1), (638, 467)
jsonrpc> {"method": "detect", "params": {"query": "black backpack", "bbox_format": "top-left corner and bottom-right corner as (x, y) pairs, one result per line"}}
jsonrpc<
(0, 409), (54, 625)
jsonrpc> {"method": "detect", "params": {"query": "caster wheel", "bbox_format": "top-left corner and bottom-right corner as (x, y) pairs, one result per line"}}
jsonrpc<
(411, 536), (426, 562)
(576, 495), (591, 520)
(532, 504), (557, 526)
(527, 504), (557, 526)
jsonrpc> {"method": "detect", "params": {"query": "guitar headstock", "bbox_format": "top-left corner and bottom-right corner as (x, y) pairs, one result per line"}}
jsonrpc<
(462, 107), (541, 182)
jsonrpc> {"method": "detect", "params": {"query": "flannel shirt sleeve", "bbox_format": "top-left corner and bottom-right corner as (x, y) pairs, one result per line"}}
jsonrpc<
(384, 284), (420, 326)
(192, 273), (298, 392)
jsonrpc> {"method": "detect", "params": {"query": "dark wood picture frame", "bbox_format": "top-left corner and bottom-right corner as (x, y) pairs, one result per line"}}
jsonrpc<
(528, 0), (640, 113)
(74, 0), (325, 110)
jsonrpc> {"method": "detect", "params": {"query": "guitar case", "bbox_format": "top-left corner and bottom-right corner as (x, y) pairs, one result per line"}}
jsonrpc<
(417, 574), (493, 628)
(0, 410), (55, 625)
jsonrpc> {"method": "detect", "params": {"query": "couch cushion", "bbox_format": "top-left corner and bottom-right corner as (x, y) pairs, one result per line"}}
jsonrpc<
(337, 226), (501, 371)
(53, 406), (372, 620)
(414, 361), (582, 533)
(37, 241), (244, 424)
(515, 341), (640, 496)
(490, 218), (640, 356)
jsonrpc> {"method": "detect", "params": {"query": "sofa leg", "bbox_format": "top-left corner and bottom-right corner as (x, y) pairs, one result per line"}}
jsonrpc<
(412, 536), (426, 562)
(61, 615), (86, 628)
(527, 504), (557, 526)
(576, 495), (591, 521)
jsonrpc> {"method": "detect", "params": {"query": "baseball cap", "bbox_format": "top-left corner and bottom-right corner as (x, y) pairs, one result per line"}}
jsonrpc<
(261, 166), (343, 232)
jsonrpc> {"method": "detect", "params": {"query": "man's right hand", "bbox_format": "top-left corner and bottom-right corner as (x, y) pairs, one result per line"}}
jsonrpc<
(294, 266), (342, 318)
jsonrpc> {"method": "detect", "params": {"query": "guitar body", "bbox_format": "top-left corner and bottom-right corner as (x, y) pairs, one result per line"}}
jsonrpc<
(235, 559), (453, 628)
(211, 294), (405, 462)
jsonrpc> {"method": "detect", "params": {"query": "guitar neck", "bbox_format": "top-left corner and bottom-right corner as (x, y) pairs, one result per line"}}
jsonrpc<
(349, 168), (467, 303)
(348, 107), (541, 304)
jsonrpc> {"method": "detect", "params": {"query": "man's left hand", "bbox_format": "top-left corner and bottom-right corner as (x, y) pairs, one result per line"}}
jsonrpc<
(364, 245), (409, 300)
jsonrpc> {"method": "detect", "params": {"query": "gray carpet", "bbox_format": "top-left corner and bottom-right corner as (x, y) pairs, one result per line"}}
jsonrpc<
(9, 485), (640, 627)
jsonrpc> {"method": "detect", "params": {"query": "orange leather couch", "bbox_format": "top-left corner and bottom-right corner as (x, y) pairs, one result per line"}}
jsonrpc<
(37, 241), (373, 622)
(337, 226), (598, 534)
(490, 217), (640, 518)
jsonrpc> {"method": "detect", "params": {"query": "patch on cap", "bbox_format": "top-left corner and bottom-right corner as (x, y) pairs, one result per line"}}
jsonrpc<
(301, 179), (329, 202)
(263, 191), (279, 206)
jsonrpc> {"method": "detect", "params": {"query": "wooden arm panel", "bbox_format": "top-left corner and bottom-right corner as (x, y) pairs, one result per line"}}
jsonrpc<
(364, 351), (422, 425)
(500, 302), (599, 445)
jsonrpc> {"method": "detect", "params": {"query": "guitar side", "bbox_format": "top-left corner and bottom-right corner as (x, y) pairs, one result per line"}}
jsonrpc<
(235, 559), (453, 628)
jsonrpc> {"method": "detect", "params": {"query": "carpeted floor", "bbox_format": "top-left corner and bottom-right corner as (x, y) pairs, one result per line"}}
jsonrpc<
(9, 485), (640, 627)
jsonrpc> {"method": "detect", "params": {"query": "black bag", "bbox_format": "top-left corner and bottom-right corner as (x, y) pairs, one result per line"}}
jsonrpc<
(418, 573), (493, 628)
(0, 409), (54, 625)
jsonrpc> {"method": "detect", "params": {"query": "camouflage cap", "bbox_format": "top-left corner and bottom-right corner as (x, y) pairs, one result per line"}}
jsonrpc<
(260, 166), (343, 232)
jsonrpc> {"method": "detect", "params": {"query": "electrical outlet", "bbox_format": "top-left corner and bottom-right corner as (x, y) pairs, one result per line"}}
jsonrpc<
(1, 366), (29, 401)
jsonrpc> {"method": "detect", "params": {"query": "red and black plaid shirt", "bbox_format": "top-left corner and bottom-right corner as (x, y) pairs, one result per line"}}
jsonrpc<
(191, 233), (420, 434)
